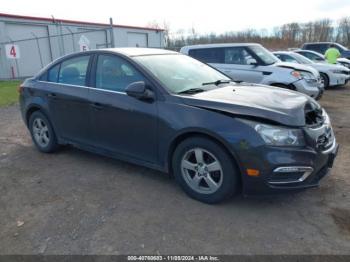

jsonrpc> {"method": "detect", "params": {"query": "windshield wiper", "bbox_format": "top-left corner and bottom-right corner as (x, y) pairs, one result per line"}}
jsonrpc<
(177, 88), (206, 94)
(202, 79), (232, 86)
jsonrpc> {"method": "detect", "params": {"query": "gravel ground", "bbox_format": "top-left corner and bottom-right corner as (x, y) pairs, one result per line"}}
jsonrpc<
(0, 86), (349, 255)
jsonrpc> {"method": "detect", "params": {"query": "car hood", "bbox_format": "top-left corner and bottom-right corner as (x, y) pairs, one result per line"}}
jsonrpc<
(337, 58), (350, 64)
(273, 61), (320, 77)
(180, 84), (320, 127)
(312, 63), (350, 72)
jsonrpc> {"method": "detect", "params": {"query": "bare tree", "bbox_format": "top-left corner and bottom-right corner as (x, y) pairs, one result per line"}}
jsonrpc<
(166, 16), (350, 51)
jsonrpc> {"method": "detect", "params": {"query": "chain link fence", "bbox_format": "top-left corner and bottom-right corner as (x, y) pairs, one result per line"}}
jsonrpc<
(0, 27), (111, 79)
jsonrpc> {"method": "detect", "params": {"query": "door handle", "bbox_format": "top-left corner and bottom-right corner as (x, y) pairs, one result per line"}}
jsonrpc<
(91, 102), (103, 110)
(47, 93), (57, 98)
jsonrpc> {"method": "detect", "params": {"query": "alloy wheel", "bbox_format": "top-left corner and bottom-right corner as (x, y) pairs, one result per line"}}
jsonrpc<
(181, 148), (223, 194)
(32, 118), (50, 148)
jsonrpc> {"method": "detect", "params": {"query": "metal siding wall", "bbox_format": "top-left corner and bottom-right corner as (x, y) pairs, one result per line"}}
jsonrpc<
(0, 17), (164, 79)
(4, 23), (51, 77)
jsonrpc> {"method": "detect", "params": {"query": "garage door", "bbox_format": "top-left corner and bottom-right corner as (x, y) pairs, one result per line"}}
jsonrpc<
(127, 33), (148, 47)
(6, 23), (52, 77)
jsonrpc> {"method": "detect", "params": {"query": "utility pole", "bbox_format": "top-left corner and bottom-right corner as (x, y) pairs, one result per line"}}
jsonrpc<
(109, 17), (115, 48)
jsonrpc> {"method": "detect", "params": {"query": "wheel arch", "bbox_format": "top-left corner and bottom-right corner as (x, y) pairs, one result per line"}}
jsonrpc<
(167, 130), (243, 183)
(25, 103), (53, 131)
(25, 104), (43, 126)
(320, 72), (330, 86)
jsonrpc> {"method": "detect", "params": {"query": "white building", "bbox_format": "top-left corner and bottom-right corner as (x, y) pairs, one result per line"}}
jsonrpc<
(0, 13), (165, 79)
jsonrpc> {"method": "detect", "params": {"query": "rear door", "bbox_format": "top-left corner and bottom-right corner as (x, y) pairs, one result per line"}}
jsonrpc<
(217, 47), (265, 83)
(42, 54), (92, 144)
(88, 53), (158, 163)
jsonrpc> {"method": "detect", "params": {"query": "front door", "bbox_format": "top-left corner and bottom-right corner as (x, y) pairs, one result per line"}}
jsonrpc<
(89, 54), (158, 164)
(212, 46), (265, 83)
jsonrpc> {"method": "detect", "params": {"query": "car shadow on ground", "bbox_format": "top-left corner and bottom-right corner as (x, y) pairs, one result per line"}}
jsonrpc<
(43, 144), (309, 207)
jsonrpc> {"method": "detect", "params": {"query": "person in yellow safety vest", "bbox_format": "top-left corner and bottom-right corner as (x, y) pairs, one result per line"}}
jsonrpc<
(324, 44), (341, 64)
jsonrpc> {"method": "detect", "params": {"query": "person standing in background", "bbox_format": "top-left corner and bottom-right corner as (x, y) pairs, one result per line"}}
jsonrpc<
(325, 44), (341, 64)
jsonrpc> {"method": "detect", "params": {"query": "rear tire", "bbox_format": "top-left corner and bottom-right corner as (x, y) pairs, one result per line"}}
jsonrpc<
(172, 136), (240, 204)
(29, 111), (59, 153)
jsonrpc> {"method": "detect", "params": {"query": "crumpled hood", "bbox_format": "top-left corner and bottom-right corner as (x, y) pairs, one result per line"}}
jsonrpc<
(181, 84), (320, 126)
(274, 61), (320, 77)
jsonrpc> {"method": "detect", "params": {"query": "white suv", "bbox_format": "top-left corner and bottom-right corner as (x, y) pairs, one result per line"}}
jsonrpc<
(180, 43), (323, 99)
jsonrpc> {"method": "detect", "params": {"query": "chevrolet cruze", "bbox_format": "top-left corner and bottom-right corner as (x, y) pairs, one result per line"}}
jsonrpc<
(19, 48), (339, 203)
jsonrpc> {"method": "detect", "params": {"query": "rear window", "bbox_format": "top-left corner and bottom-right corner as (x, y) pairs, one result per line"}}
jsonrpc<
(48, 64), (60, 82)
(188, 48), (224, 64)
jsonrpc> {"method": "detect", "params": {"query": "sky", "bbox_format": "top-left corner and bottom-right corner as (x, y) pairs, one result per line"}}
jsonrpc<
(1, 0), (350, 35)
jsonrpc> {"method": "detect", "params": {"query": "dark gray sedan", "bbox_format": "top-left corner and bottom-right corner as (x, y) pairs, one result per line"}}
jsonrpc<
(19, 48), (338, 203)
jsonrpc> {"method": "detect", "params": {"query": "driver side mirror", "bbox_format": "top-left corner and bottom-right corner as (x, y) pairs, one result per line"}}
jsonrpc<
(247, 58), (258, 66)
(125, 81), (155, 101)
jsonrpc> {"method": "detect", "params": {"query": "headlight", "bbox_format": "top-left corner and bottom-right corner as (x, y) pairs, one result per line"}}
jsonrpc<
(291, 71), (315, 81)
(331, 70), (346, 74)
(254, 124), (305, 146)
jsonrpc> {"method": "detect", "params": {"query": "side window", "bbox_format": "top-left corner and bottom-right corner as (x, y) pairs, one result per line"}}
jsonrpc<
(277, 54), (298, 63)
(47, 64), (60, 82)
(224, 47), (252, 65)
(188, 48), (224, 64)
(300, 52), (312, 59)
(319, 44), (329, 54)
(95, 54), (145, 92)
(304, 52), (319, 61)
(58, 55), (90, 86)
(308, 44), (327, 54)
(334, 44), (344, 52)
(275, 54), (282, 60)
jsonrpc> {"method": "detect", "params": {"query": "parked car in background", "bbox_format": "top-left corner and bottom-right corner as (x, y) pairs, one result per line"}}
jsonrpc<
(295, 49), (350, 70)
(19, 48), (338, 203)
(180, 43), (322, 99)
(302, 42), (350, 59)
(273, 51), (350, 88)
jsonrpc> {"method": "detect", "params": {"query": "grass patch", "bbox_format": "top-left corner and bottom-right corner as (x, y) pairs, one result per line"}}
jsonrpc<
(0, 80), (22, 107)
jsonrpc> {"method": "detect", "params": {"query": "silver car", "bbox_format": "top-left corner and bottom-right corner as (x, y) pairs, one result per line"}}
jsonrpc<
(180, 43), (322, 99)
(295, 49), (350, 70)
(274, 51), (350, 88)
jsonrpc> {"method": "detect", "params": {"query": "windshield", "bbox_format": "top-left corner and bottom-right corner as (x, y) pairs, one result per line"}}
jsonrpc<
(293, 53), (314, 64)
(248, 45), (279, 65)
(134, 54), (231, 94)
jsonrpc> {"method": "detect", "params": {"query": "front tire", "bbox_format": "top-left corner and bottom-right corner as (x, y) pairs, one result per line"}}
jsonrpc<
(172, 137), (240, 204)
(29, 111), (59, 153)
(320, 73), (329, 89)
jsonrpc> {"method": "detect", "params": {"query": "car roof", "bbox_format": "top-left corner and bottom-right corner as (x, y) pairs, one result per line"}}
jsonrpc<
(295, 50), (322, 55)
(180, 43), (261, 52)
(99, 48), (178, 57)
(303, 42), (333, 45)
(273, 51), (293, 55)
